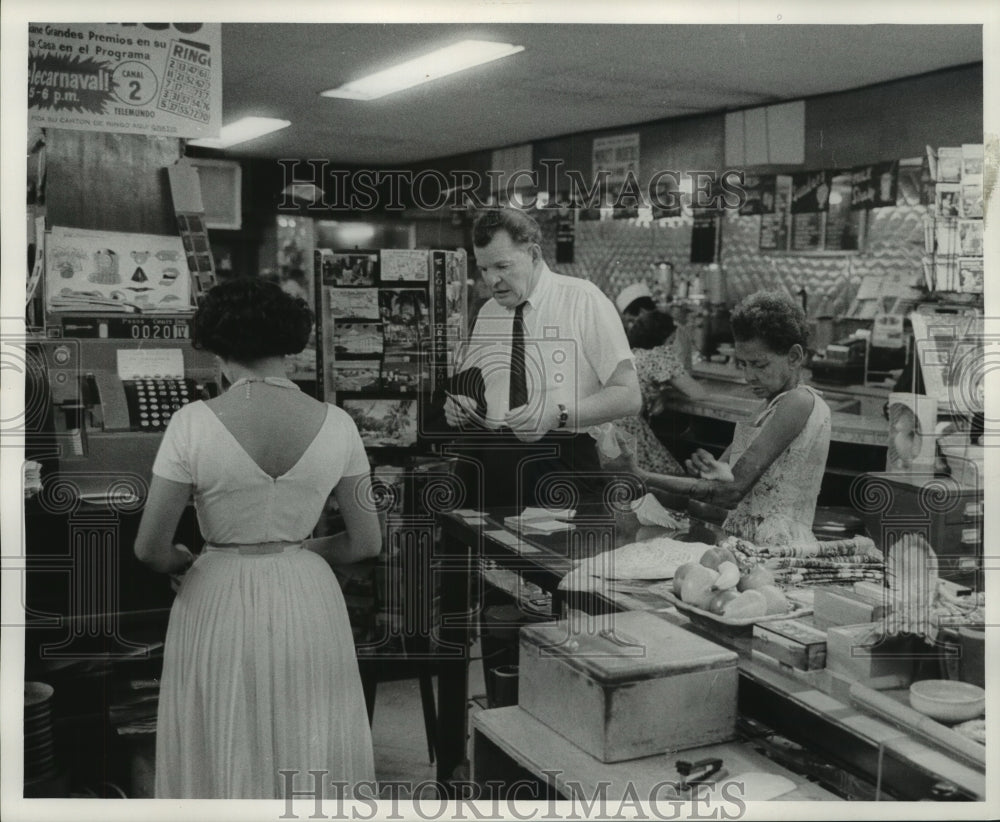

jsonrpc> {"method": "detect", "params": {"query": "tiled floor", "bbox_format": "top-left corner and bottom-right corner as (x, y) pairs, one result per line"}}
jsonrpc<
(370, 646), (487, 788)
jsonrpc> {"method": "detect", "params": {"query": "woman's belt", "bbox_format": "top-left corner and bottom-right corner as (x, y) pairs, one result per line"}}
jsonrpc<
(204, 540), (303, 555)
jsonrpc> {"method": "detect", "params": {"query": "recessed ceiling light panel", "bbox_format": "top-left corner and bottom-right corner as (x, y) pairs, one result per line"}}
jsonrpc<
(188, 117), (291, 149)
(320, 40), (524, 101)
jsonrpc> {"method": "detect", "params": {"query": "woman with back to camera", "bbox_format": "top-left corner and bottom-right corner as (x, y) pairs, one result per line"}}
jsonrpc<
(616, 290), (831, 547)
(614, 308), (707, 476)
(134, 278), (380, 799)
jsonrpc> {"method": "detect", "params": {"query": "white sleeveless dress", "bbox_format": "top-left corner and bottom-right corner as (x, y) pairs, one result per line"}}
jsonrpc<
(722, 385), (831, 548)
(151, 400), (376, 798)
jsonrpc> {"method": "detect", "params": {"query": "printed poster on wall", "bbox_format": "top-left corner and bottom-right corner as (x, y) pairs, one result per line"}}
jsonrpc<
(790, 213), (823, 252)
(592, 133), (640, 194)
(28, 23), (222, 139)
(896, 157), (929, 206)
(46, 226), (191, 313)
(824, 173), (863, 251)
(790, 170), (832, 214)
(759, 175), (791, 251)
(850, 161), (898, 210)
(738, 174), (777, 215)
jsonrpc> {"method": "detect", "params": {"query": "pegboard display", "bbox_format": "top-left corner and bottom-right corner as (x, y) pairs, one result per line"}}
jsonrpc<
(535, 204), (928, 319)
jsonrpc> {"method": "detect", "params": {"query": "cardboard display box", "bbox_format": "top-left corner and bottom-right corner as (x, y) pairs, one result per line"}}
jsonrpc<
(518, 611), (738, 763)
(813, 585), (890, 630)
(752, 618), (828, 670)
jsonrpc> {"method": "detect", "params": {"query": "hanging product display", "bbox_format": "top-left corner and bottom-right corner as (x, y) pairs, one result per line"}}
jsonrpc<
(314, 246), (468, 452)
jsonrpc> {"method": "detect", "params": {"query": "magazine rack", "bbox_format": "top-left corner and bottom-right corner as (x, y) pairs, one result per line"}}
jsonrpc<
(314, 247), (468, 455)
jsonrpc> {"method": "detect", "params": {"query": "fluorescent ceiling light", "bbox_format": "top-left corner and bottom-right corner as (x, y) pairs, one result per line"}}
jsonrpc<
(321, 40), (524, 101)
(188, 117), (291, 149)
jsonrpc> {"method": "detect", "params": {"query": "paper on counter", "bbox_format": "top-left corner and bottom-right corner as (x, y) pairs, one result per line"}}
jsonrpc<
(630, 493), (687, 529)
(709, 772), (796, 801)
(519, 519), (574, 534)
(519, 506), (576, 521)
(454, 508), (486, 525)
(503, 507), (576, 531)
(639, 771), (797, 802)
(485, 530), (541, 554)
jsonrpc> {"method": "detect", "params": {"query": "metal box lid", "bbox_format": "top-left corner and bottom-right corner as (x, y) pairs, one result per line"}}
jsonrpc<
(519, 611), (737, 685)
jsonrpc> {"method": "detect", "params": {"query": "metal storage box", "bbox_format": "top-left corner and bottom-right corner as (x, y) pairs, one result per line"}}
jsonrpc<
(518, 611), (738, 762)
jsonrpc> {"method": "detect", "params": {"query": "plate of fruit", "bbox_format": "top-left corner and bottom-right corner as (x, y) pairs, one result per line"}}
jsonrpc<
(649, 545), (811, 634)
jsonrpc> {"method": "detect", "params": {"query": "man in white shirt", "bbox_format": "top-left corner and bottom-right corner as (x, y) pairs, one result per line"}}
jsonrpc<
(444, 208), (641, 509)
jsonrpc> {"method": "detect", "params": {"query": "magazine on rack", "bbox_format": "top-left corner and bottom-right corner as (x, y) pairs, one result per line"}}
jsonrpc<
(379, 248), (430, 282)
(379, 289), (429, 354)
(341, 398), (419, 448)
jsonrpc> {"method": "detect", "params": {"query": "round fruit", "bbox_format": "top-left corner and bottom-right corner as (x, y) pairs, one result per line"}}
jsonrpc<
(737, 565), (775, 592)
(711, 561), (741, 591)
(708, 589), (740, 615)
(679, 564), (719, 609)
(757, 584), (791, 615)
(722, 589), (768, 619)
(672, 562), (698, 596)
(699, 546), (738, 571)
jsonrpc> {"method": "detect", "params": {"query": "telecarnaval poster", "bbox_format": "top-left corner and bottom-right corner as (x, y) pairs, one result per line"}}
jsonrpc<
(28, 23), (221, 139)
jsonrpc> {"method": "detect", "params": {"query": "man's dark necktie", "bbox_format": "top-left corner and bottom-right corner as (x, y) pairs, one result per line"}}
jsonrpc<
(509, 302), (528, 409)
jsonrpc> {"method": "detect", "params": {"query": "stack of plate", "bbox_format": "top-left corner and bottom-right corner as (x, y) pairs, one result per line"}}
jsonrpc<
(24, 682), (57, 785)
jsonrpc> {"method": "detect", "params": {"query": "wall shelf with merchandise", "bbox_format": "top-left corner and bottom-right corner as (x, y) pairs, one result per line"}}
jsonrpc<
(921, 144), (984, 299)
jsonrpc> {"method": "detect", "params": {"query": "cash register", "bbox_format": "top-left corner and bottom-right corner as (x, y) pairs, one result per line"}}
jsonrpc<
(32, 316), (220, 498)
(809, 335), (867, 384)
(810, 333), (908, 385)
(24, 315), (221, 636)
(22, 229), (223, 647)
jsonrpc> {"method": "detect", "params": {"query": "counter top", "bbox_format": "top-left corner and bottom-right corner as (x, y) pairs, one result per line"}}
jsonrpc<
(659, 375), (890, 447)
(473, 706), (841, 802)
(438, 504), (987, 801)
(692, 361), (896, 399)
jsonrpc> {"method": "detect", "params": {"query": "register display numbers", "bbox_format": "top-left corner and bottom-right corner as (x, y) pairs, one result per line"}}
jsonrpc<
(49, 316), (192, 340)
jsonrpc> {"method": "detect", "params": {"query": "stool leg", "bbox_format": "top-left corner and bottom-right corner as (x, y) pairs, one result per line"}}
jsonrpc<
(418, 669), (437, 764)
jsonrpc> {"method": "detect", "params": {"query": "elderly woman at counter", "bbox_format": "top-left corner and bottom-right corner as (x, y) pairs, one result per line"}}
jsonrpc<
(616, 290), (831, 547)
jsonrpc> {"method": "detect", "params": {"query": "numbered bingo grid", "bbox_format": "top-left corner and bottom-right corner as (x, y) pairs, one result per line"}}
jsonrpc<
(157, 39), (212, 123)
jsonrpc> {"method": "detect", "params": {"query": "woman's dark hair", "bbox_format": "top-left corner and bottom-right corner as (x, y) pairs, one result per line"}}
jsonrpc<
(729, 290), (809, 353)
(627, 309), (676, 350)
(472, 208), (542, 248)
(623, 296), (657, 317)
(193, 276), (313, 362)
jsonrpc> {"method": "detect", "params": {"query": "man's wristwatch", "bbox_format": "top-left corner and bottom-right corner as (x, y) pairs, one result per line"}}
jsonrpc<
(557, 403), (568, 429)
